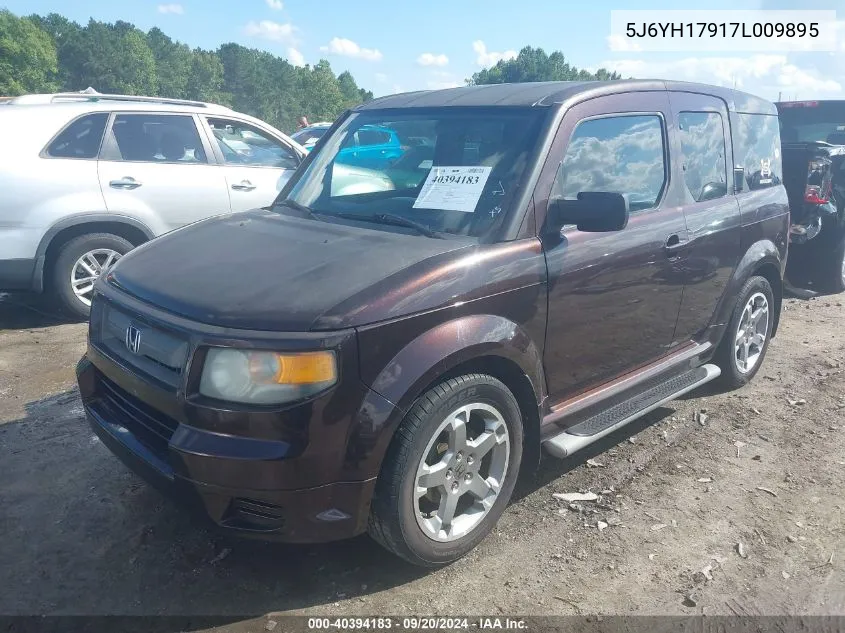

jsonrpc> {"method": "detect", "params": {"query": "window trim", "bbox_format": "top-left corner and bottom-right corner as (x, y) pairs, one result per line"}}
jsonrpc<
(677, 110), (729, 203)
(201, 115), (302, 170)
(40, 111), (110, 161)
(552, 110), (671, 216)
(99, 111), (213, 166)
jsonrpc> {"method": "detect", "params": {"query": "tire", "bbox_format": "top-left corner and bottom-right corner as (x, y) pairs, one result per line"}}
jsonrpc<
(714, 275), (775, 390)
(51, 233), (133, 319)
(823, 233), (845, 294)
(368, 374), (523, 567)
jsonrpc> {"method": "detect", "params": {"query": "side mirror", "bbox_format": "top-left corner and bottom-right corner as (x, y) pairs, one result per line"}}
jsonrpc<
(699, 181), (728, 202)
(546, 192), (630, 233)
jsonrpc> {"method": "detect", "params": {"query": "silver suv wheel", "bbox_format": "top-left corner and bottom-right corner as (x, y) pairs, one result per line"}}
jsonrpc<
(71, 249), (122, 307)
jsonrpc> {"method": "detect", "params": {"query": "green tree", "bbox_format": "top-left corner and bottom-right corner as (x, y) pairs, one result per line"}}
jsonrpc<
(147, 27), (192, 98)
(185, 49), (225, 103)
(469, 46), (620, 85)
(59, 19), (157, 94)
(7, 9), (374, 126)
(0, 9), (58, 95)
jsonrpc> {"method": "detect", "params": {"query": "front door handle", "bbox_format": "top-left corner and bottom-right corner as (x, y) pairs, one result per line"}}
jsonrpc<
(109, 177), (142, 190)
(664, 233), (688, 251)
(231, 180), (256, 192)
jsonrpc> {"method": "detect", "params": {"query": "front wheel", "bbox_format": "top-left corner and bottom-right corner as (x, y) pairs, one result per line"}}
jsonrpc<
(714, 275), (775, 389)
(368, 374), (523, 567)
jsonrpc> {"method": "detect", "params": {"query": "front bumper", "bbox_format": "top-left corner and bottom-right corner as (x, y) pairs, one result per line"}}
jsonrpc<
(77, 355), (380, 543)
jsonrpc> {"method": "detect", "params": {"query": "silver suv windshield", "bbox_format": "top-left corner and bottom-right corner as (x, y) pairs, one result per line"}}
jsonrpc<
(279, 108), (545, 239)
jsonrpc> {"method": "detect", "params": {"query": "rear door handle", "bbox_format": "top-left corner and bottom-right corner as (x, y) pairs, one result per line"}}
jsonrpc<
(109, 177), (142, 190)
(231, 180), (256, 192)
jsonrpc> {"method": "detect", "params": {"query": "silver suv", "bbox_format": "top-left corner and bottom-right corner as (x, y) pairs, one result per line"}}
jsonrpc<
(0, 93), (306, 317)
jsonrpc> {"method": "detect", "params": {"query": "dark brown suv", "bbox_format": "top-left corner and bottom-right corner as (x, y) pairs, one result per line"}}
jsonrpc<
(77, 80), (789, 567)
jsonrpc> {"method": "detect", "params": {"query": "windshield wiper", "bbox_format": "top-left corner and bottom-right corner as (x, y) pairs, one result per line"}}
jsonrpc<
(333, 212), (445, 239)
(272, 198), (321, 220)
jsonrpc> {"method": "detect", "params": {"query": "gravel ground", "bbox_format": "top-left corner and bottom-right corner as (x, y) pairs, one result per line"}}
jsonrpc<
(0, 290), (843, 627)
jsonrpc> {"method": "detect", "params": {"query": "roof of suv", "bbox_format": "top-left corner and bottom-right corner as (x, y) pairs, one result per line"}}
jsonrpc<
(4, 93), (233, 114)
(356, 80), (777, 115)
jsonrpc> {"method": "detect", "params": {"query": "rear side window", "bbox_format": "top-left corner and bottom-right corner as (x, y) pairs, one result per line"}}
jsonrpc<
(553, 114), (667, 213)
(109, 114), (207, 164)
(46, 113), (108, 159)
(733, 113), (782, 191)
(678, 112), (728, 202)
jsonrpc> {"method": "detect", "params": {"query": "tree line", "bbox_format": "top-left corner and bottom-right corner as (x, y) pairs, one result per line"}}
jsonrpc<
(0, 9), (373, 132)
(1, 9), (620, 134)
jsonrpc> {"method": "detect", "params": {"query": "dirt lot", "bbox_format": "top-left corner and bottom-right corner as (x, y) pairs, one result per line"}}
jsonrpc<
(1, 290), (843, 625)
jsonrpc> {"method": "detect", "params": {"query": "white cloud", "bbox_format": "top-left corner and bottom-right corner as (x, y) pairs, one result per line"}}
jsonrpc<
(473, 40), (517, 67)
(157, 3), (184, 14)
(243, 20), (296, 43)
(320, 37), (382, 61)
(287, 47), (305, 67)
(417, 53), (449, 67)
(600, 54), (842, 99)
(266, 0), (283, 9)
(375, 73), (388, 83)
(606, 34), (642, 52)
(392, 84), (404, 94)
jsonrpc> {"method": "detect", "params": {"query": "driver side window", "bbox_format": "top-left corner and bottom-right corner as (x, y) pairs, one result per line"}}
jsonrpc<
(206, 117), (299, 169)
(553, 114), (667, 214)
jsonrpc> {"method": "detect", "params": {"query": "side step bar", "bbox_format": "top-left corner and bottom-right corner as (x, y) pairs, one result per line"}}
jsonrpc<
(542, 364), (721, 459)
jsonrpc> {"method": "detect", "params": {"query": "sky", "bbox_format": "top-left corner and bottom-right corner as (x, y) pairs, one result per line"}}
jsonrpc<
(5, 0), (845, 101)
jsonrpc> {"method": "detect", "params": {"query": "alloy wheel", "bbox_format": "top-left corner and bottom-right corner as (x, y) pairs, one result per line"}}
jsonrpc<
(71, 249), (122, 306)
(734, 291), (769, 374)
(414, 403), (510, 542)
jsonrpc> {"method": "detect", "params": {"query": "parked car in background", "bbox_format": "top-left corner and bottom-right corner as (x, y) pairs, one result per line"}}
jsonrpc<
(336, 124), (404, 169)
(776, 100), (845, 293)
(290, 122), (332, 151)
(78, 80), (787, 567)
(0, 93), (306, 317)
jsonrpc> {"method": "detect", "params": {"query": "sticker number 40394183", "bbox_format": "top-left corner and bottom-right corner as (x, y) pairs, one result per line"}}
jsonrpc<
(413, 165), (493, 213)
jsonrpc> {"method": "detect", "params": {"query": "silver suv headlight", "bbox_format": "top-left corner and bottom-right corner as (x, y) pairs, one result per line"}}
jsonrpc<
(199, 348), (337, 405)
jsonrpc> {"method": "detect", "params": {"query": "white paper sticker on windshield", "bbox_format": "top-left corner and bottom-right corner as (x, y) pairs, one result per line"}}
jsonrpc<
(413, 166), (492, 213)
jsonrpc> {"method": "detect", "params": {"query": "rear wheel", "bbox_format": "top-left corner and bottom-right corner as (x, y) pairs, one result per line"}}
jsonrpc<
(824, 233), (845, 294)
(368, 374), (523, 567)
(714, 275), (774, 389)
(52, 233), (133, 319)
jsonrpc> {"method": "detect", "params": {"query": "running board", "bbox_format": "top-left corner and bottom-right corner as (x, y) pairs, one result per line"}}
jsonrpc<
(542, 364), (721, 459)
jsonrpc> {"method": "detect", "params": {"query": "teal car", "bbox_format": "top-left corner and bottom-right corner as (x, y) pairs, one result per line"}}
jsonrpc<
(336, 124), (404, 169)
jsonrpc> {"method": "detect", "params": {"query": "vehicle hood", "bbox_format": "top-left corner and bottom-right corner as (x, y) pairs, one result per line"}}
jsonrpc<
(106, 209), (474, 331)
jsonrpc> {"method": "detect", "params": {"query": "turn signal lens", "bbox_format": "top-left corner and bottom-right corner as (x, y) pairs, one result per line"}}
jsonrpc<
(249, 351), (337, 385)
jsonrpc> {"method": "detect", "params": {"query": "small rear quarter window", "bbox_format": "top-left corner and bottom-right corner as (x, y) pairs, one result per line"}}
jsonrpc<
(46, 113), (109, 159)
(732, 113), (782, 191)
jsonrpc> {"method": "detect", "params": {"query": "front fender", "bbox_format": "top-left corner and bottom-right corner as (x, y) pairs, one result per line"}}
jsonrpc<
(367, 314), (545, 412)
(345, 313), (546, 480)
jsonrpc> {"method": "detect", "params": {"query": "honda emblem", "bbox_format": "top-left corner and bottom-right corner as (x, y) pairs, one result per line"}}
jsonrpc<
(125, 324), (142, 354)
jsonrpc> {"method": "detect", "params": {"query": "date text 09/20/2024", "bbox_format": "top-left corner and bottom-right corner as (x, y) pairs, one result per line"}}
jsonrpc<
(306, 618), (528, 630)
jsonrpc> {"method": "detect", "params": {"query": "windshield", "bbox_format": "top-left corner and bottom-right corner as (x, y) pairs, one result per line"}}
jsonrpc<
(280, 108), (546, 239)
(777, 102), (845, 144)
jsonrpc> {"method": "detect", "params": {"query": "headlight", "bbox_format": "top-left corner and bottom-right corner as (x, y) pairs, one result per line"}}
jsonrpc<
(199, 348), (337, 405)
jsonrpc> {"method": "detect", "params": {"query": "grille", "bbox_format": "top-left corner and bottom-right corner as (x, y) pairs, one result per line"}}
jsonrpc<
(97, 374), (180, 458)
(94, 301), (188, 388)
